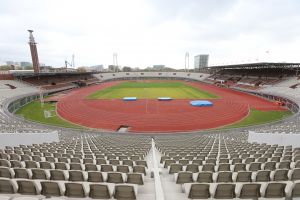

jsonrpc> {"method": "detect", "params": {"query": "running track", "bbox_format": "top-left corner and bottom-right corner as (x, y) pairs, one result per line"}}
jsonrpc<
(56, 81), (286, 133)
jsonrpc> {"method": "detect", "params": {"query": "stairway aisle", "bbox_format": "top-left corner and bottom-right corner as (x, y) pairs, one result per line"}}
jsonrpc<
(152, 139), (188, 200)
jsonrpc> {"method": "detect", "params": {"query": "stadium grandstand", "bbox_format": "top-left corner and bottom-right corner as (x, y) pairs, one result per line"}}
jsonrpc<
(205, 62), (300, 90)
(14, 72), (99, 91)
(1, 62), (300, 200)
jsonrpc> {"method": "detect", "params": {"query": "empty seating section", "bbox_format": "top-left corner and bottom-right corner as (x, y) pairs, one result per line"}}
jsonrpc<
(206, 68), (295, 89)
(0, 80), (45, 133)
(253, 76), (300, 134)
(1, 73), (300, 199)
(0, 77), (100, 133)
(0, 114), (300, 199)
(155, 134), (300, 199)
(22, 74), (98, 90)
(0, 80), (37, 102)
(0, 134), (151, 199)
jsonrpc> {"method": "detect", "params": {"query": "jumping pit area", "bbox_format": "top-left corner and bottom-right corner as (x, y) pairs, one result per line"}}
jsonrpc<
(55, 80), (287, 133)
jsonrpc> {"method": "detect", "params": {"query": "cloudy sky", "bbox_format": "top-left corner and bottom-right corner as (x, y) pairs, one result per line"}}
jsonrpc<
(0, 0), (300, 69)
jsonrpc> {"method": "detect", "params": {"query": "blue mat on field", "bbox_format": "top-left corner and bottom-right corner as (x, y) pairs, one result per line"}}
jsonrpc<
(190, 100), (213, 107)
(123, 97), (137, 101)
(158, 97), (172, 101)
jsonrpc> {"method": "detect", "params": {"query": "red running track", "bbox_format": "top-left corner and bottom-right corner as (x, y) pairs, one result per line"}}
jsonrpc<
(56, 81), (286, 133)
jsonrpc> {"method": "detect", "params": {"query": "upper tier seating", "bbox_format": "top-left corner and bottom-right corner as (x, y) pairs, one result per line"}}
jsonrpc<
(21, 74), (99, 90)
(206, 68), (296, 89)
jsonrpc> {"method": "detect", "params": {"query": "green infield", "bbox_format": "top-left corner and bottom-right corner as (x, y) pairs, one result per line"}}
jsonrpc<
(222, 109), (292, 129)
(15, 100), (293, 130)
(15, 101), (82, 129)
(86, 81), (218, 99)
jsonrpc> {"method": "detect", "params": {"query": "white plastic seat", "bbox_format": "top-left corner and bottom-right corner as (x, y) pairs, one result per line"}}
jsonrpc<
(40, 181), (65, 197)
(175, 171), (193, 184)
(114, 184), (138, 200)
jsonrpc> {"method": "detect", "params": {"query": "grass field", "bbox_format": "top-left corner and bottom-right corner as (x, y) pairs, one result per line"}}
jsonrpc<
(15, 101), (82, 129)
(86, 81), (218, 99)
(15, 100), (292, 130)
(222, 109), (292, 129)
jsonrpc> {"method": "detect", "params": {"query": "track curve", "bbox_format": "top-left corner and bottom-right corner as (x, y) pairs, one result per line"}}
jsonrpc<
(56, 81), (286, 133)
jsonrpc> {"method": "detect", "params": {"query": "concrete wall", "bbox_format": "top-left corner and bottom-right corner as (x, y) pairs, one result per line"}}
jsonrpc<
(0, 131), (59, 148)
(248, 131), (300, 147)
(94, 72), (210, 82)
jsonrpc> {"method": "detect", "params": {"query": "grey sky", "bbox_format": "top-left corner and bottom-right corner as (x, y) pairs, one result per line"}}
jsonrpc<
(0, 0), (300, 68)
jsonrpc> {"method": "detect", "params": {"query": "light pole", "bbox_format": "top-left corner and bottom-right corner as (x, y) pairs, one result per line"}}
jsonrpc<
(185, 52), (189, 72)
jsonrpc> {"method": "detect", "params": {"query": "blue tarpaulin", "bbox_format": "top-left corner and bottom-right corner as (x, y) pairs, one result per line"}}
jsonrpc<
(158, 97), (172, 101)
(123, 97), (137, 101)
(190, 100), (213, 107)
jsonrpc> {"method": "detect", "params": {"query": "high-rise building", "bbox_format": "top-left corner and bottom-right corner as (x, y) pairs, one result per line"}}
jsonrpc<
(194, 54), (209, 69)
(6, 61), (14, 66)
(20, 62), (32, 67)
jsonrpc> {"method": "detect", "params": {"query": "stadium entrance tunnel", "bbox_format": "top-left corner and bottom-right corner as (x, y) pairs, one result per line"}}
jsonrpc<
(117, 125), (130, 133)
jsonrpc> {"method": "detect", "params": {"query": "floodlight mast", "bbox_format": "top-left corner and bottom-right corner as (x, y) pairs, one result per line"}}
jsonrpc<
(65, 54), (75, 71)
(185, 52), (189, 72)
(113, 53), (118, 72)
(72, 54), (75, 68)
(65, 60), (72, 69)
(28, 30), (40, 74)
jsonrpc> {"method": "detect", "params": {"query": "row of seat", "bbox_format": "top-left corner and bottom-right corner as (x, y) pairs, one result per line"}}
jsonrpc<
(3, 142), (149, 152)
(7, 143), (295, 154)
(160, 147), (298, 155)
(0, 136), (151, 159)
(160, 147), (300, 157)
(165, 161), (300, 173)
(184, 181), (300, 199)
(174, 169), (300, 184)
(155, 136), (295, 154)
(154, 136), (296, 153)
(160, 154), (300, 164)
(160, 154), (299, 165)
(157, 137), (294, 150)
(4, 141), (150, 152)
(0, 158), (147, 169)
(0, 167), (145, 185)
(0, 153), (144, 164)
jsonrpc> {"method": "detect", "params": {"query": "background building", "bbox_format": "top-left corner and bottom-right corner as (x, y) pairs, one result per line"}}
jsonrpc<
(88, 65), (104, 72)
(194, 54), (209, 69)
(153, 65), (165, 70)
(20, 62), (32, 69)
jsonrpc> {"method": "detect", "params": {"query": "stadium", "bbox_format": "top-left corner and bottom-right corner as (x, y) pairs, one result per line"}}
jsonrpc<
(13, 69), (295, 133)
(1, 59), (300, 199)
(1, 1), (300, 199)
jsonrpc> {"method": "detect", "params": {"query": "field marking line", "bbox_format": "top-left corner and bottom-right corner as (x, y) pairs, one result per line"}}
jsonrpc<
(146, 98), (148, 114)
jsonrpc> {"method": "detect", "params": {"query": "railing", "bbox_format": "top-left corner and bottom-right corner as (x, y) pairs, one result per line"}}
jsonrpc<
(233, 87), (300, 114)
(152, 138), (165, 200)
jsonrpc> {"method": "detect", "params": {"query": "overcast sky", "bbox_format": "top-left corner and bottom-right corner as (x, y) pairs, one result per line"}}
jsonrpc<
(0, 0), (300, 69)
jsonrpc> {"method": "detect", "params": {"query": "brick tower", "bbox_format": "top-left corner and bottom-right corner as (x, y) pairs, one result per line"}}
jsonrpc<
(28, 30), (40, 74)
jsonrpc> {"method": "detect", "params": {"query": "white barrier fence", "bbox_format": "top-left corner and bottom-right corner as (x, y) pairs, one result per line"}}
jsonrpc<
(248, 131), (300, 147)
(0, 131), (59, 148)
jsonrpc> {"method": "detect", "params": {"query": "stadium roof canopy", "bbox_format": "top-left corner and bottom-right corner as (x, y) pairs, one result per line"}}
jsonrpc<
(12, 71), (95, 78)
(202, 62), (300, 75)
(206, 62), (300, 70)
